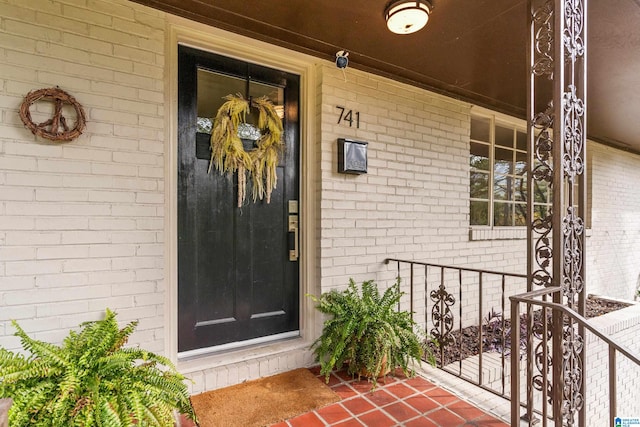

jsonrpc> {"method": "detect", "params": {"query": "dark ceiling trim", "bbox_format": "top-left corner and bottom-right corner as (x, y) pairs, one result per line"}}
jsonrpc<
(344, 61), (528, 119)
(131, 0), (337, 59)
(130, 0), (630, 152)
(131, 0), (527, 117)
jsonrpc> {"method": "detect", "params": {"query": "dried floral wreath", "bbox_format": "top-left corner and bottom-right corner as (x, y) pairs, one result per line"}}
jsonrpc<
(209, 94), (284, 207)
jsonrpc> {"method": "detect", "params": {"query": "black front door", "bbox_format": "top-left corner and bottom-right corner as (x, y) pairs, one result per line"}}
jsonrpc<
(177, 46), (300, 353)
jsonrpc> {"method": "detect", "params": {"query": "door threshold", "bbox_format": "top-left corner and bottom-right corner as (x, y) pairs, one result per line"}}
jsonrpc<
(178, 330), (300, 360)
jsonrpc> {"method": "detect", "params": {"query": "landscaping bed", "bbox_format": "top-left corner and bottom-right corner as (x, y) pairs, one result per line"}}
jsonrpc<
(428, 294), (631, 366)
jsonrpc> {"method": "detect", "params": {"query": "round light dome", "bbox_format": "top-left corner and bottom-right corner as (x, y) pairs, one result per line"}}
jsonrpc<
(385, 0), (432, 35)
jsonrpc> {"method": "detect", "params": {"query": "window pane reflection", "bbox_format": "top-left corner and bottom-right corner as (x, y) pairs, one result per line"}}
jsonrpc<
(471, 201), (489, 226)
(495, 126), (513, 148)
(495, 148), (513, 174)
(494, 202), (513, 226)
(470, 142), (490, 170)
(471, 117), (491, 142)
(471, 172), (489, 199)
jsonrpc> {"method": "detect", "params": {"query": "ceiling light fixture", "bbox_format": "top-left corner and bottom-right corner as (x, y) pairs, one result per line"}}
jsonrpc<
(384, 0), (432, 35)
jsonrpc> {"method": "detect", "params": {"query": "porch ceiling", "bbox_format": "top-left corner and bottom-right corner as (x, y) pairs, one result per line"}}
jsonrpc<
(132, 0), (640, 153)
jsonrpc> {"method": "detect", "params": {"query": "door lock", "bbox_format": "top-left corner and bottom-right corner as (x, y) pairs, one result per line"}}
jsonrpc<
(288, 200), (299, 262)
(288, 215), (299, 262)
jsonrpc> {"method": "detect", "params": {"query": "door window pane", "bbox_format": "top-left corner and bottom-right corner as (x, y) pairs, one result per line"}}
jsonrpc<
(248, 81), (285, 125)
(197, 69), (245, 119)
(196, 69), (245, 133)
(249, 81), (284, 110)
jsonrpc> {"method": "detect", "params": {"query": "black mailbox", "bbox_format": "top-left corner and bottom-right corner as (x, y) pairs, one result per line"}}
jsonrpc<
(337, 138), (368, 174)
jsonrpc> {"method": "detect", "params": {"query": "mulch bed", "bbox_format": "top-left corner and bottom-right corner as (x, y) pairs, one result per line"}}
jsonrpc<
(426, 295), (631, 367)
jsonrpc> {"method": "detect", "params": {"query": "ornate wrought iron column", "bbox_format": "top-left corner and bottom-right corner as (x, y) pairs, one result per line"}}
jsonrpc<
(527, 1), (555, 423)
(527, 0), (587, 425)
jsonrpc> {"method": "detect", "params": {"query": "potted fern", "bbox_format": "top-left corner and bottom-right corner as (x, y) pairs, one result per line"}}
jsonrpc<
(0, 309), (196, 427)
(309, 278), (431, 387)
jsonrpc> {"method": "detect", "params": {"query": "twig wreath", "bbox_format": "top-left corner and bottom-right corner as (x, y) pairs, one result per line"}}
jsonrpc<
(19, 87), (86, 142)
(209, 94), (284, 207)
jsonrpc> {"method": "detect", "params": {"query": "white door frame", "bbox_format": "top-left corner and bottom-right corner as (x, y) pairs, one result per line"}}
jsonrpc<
(164, 16), (319, 370)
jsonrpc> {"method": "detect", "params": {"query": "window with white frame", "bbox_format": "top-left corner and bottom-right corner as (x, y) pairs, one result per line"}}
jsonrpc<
(469, 114), (552, 227)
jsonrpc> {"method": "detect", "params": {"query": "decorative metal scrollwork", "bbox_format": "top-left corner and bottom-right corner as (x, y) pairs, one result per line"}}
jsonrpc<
(531, 103), (555, 290)
(528, 0), (587, 424)
(562, 206), (585, 304)
(532, 340), (553, 403)
(529, 0), (557, 417)
(562, 85), (586, 185)
(430, 284), (455, 348)
(533, 0), (554, 78)
(532, 309), (554, 404)
(562, 0), (585, 63)
(561, 323), (584, 425)
(558, 1), (587, 423)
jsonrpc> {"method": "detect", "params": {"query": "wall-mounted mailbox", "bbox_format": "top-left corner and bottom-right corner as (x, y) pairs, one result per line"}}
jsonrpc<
(337, 138), (368, 174)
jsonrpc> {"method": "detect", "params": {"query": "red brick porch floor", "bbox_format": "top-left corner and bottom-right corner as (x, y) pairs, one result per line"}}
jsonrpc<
(270, 367), (510, 427)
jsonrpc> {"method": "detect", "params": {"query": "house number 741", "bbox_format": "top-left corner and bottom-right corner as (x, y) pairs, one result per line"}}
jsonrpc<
(336, 106), (360, 128)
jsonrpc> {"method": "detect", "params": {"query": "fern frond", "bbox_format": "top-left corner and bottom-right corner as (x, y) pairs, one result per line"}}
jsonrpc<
(308, 278), (423, 388)
(98, 396), (123, 427)
(12, 321), (69, 369)
(1, 309), (196, 427)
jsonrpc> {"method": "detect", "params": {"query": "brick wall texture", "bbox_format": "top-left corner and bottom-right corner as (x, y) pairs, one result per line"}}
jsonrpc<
(587, 143), (640, 300)
(0, 0), (639, 399)
(317, 65), (527, 292)
(585, 305), (640, 425)
(0, 0), (166, 353)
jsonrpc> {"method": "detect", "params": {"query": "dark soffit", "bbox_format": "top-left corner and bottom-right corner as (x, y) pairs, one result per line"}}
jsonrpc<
(131, 0), (640, 153)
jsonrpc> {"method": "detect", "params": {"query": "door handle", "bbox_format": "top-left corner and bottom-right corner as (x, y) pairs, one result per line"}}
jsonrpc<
(288, 215), (299, 262)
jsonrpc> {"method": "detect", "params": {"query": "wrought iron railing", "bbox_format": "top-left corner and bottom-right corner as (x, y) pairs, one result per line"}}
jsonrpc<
(510, 287), (640, 427)
(385, 258), (528, 399)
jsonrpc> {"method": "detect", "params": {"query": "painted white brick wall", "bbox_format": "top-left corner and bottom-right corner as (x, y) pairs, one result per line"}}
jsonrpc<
(587, 142), (640, 300)
(0, 0), (166, 352)
(316, 65), (529, 332)
(585, 304), (640, 426)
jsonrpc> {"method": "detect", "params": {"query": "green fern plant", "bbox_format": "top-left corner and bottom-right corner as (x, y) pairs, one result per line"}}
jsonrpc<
(0, 309), (196, 427)
(309, 278), (431, 388)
